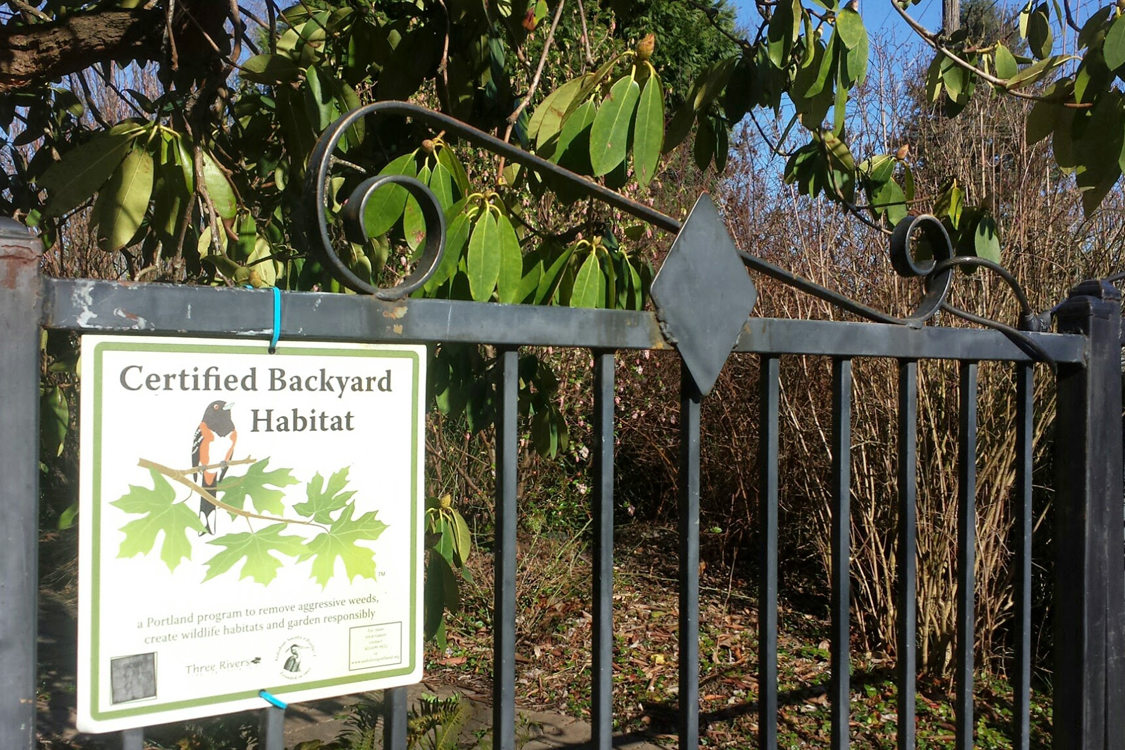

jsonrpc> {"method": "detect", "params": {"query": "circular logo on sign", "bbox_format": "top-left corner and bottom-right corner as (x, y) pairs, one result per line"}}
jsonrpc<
(276, 636), (314, 679)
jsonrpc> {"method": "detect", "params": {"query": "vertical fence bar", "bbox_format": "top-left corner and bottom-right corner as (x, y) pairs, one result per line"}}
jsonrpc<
(119, 728), (144, 750)
(494, 347), (520, 750)
(0, 220), (42, 750)
(592, 351), (615, 750)
(260, 705), (285, 750)
(1111, 374), (1125, 750)
(955, 362), (978, 750)
(831, 358), (852, 750)
(758, 355), (780, 750)
(383, 686), (408, 750)
(678, 361), (702, 750)
(1012, 364), (1033, 750)
(1054, 280), (1124, 750)
(896, 359), (918, 750)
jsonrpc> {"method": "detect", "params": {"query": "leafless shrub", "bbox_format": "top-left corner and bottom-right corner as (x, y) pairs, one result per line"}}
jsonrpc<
(701, 34), (1123, 675)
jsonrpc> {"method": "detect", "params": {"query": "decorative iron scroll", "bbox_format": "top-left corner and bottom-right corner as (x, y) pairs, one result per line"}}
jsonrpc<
(302, 102), (1046, 359)
(334, 174), (445, 298)
(301, 101), (680, 299)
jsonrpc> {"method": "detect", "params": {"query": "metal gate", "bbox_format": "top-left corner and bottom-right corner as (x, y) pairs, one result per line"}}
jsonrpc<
(2, 103), (1123, 750)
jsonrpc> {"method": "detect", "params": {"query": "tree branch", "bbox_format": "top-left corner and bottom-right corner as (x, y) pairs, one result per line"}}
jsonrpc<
(0, 9), (163, 94)
(889, 1), (1085, 106)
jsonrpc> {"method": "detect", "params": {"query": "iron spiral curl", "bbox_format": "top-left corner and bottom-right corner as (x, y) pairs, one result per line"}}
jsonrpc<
(303, 107), (447, 299)
(734, 213), (956, 329)
(888, 213), (954, 324)
(335, 174), (446, 298)
(301, 101), (681, 298)
(891, 215), (1053, 364)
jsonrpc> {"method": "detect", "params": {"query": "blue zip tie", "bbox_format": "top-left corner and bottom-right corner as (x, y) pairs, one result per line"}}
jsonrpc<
(259, 689), (287, 710)
(242, 285), (281, 353)
(269, 286), (281, 354)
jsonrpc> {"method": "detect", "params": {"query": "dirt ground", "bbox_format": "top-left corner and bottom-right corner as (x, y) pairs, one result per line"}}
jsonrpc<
(34, 523), (1050, 748)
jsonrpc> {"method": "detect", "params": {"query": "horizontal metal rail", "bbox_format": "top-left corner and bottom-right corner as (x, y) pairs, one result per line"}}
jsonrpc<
(734, 318), (1084, 362)
(43, 279), (671, 351)
(43, 279), (1086, 363)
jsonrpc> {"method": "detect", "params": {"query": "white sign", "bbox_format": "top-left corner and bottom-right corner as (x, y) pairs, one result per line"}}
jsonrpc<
(77, 336), (425, 732)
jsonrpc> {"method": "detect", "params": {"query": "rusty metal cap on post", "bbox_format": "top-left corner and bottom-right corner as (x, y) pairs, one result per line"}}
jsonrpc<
(0, 217), (34, 239)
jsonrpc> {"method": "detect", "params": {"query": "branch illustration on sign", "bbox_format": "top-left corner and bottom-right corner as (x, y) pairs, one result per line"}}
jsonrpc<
(111, 460), (387, 587)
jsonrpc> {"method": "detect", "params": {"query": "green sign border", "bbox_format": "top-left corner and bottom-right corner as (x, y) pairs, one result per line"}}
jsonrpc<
(85, 338), (423, 722)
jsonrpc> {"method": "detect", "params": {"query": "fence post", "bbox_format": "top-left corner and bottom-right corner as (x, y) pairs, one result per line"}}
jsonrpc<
(0, 219), (43, 750)
(1053, 279), (1125, 750)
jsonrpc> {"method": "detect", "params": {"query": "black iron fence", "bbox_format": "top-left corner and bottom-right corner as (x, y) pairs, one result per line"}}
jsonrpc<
(2, 104), (1123, 750)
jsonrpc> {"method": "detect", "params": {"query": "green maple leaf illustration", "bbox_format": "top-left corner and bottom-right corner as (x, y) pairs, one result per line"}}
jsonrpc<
(202, 523), (308, 585)
(213, 459), (299, 516)
(112, 468), (204, 572)
(300, 504), (387, 586)
(293, 467), (356, 524)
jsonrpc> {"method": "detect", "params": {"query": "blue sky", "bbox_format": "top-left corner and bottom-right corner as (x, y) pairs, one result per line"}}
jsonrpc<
(730, 0), (945, 47)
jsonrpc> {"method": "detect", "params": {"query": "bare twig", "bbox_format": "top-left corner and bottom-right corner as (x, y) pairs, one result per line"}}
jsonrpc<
(178, 3), (253, 79)
(135, 261), (171, 282)
(138, 457), (327, 529)
(295, 0), (320, 24)
(683, 0), (753, 52)
(435, 0), (451, 81)
(1061, 0), (1081, 34)
(8, 0), (49, 22)
(165, 0), (179, 72)
(228, 0), (243, 70)
(170, 185), (194, 270)
(575, 0), (594, 66)
(193, 145), (228, 260)
(90, 64), (147, 119)
(73, 72), (111, 129)
(237, 2), (269, 30)
(498, 0), (568, 178)
(749, 109), (797, 158)
(178, 6), (223, 55)
(507, 0), (568, 128)
(267, 0), (277, 54)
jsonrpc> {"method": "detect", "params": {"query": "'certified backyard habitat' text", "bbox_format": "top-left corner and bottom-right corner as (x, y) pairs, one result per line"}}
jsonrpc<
(116, 365), (396, 432)
(118, 365), (394, 397)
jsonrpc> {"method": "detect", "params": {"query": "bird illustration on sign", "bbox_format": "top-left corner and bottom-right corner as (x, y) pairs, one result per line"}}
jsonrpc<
(192, 400), (238, 535)
(110, 400), (387, 586)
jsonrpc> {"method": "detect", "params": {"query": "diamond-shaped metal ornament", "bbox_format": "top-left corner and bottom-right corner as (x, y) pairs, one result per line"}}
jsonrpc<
(649, 194), (756, 396)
